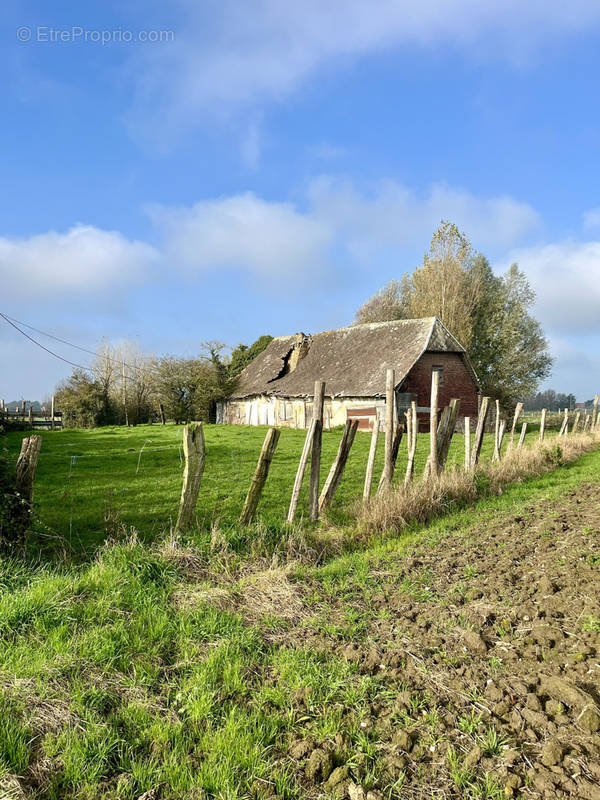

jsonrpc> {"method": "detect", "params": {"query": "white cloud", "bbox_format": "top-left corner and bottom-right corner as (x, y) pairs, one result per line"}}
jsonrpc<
(149, 192), (332, 281)
(0, 225), (158, 300)
(126, 0), (600, 142)
(583, 207), (600, 230)
(307, 177), (541, 259)
(499, 240), (600, 334)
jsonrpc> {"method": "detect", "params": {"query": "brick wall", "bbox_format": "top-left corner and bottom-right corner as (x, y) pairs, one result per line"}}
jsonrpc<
(400, 352), (479, 430)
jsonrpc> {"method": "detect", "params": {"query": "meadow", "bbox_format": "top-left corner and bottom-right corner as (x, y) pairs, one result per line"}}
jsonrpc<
(0, 426), (597, 799)
(2, 421), (549, 558)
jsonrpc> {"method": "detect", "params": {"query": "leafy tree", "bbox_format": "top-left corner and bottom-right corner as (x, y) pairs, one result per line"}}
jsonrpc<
(229, 335), (273, 377)
(55, 370), (109, 428)
(355, 222), (552, 407)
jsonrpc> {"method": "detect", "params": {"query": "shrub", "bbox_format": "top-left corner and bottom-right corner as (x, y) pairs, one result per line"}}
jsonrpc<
(0, 449), (28, 548)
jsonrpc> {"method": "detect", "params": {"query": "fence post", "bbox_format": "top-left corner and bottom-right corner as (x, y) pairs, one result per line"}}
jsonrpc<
(287, 419), (317, 522)
(464, 416), (471, 470)
(437, 398), (461, 471)
(381, 369), (396, 489)
(16, 434), (42, 505)
(159, 402), (166, 426)
(309, 381), (325, 522)
(28, 405), (34, 427)
(175, 423), (205, 533)
(558, 408), (569, 437)
(363, 418), (380, 500)
(509, 402), (524, 448)
(539, 408), (547, 441)
(471, 396), (490, 466)
(572, 410), (581, 434)
(497, 419), (506, 458)
(584, 413), (590, 432)
(240, 427), (280, 525)
(50, 395), (55, 430)
(425, 369), (440, 479)
(492, 399), (501, 462)
(319, 420), (358, 511)
(378, 423), (404, 493)
(593, 394), (599, 430)
(517, 422), (528, 449)
(405, 400), (418, 484)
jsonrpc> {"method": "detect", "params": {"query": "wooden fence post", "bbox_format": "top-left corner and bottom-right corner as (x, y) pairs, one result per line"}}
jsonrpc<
(540, 408), (547, 441)
(159, 402), (166, 426)
(471, 396), (490, 466)
(558, 408), (569, 437)
(363, 418), (380, 500)
(492, 399), (501, 461)
(319, 420), (358, 511)
(584, 413), (590, 432)
(28, 406), (34, 427)
(378, 423), (403, 493)
(309, 381), (325, 522)
(437, 398), (461, 471)
(425, 369), (440, 479)
(50, 395), (55, 430)
(464, 416), (471, 471)
(509, 402), (524, 448)
(175, 423), (206, 532)
(572, 410), (581, 434)
(240, 427), (280, 525)
(497, 419), (506, 458)
(517, 422), (527, 449)
(15, 435), (42, 505)
(381, 369), (396, 489)
(592, 394), (599, 431)
(287, 419), (317, 522)
(405, 400), (418, 484)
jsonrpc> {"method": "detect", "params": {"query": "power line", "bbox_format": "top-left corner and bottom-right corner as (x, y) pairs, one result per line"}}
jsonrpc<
(0, 311), (169, 381)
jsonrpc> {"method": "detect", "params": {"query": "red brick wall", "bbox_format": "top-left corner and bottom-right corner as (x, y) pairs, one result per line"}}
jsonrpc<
(400, 352), (479, 430)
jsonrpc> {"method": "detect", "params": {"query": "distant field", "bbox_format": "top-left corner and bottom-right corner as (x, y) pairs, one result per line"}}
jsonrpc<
(3, 421), (554, 556)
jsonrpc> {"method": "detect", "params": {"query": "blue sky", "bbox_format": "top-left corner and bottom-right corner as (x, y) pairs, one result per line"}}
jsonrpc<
(2, 0), (600, 401)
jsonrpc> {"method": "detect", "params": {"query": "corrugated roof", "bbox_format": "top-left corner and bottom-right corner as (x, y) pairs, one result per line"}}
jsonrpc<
(231, 317), (478, 399)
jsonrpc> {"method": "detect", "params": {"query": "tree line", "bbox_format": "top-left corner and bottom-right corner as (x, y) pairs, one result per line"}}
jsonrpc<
(55, 337), (273, 428)
(355, 221), (553, 408)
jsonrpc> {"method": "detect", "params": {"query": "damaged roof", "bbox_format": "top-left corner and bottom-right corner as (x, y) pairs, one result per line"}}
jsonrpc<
(230, 317), (479, 399)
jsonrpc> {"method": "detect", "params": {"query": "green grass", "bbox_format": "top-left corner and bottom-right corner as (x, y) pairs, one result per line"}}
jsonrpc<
(0, 438), (598, 798)
(2, 422), (555, 557)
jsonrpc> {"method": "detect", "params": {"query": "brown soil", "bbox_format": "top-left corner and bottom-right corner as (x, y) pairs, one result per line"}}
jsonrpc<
(282, 483), (600, 799)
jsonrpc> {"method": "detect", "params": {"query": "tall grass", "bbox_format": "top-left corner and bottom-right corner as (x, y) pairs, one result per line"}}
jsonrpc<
(359, 431), (599, 535)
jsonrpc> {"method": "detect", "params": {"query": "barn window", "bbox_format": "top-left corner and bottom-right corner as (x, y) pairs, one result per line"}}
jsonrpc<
(432, 365), (444, 386)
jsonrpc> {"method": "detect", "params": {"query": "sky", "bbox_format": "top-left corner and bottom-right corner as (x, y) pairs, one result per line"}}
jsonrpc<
(1, 0), (600, 402)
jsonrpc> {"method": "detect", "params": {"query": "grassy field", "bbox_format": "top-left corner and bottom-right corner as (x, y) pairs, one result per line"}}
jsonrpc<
(0, 435), (598, 799)
(2, 421), (552, 558)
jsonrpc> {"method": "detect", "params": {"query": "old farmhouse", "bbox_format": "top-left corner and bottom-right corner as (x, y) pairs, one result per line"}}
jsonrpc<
(218, 317), (480, 431)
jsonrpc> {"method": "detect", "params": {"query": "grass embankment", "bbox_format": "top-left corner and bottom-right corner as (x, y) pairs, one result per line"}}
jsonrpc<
(2, 421), (555, 558)
(0, 435), (599, 798)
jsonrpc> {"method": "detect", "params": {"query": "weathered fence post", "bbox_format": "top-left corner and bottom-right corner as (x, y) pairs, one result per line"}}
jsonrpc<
(572, 410), (581, 434)
(175, 423), (205, 533)
(287, 419), (317, 522)
(584, 413), (590, 432)
(497, 419), (506, 458)
(159, 402), (166, 426)
(471, 396), (490, 466)
(425, 369), (440, 479)
(517, 422), (528, 449)
(240, 426), (280, 525)
(309, 381), (325, 522)
(50, 395), (55, 430)
(28, 405), (34, 427)
(381, 369), (396, 490)
(540, 408), (547, 441)
(464, 416), (471, 470)
(509, 402), (524, 448)
(492, 399), (501, 462)
(592, 394), (599, 431)
(363, 418), (380, 500)
(319, 420), (358, 511)
(15, 435), (42, 506)
(378, 423), (404, 493)
(405, 400), (418, 485)
(437, 398), (461, 471)
(558, 408), (569, 437)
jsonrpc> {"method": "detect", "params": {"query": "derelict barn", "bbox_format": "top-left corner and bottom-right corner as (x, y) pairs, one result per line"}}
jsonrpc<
(218, 317), (480, 431)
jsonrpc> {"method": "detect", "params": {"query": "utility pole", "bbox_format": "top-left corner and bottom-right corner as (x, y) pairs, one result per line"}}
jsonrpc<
(122, 358), (129, 427)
